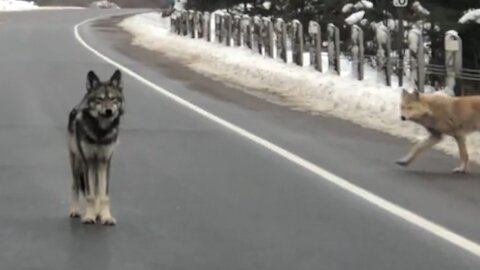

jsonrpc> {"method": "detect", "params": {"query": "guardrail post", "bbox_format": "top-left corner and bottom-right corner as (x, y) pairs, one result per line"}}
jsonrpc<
(214, 13), (222, 43)
(375, 23), (391, 86)
(233, 15), (241, 46)
(327, 23), (340, 74)
(203, 12), (210, 41)
(308, 21), (322, 72)
(240, 15), (250, 47)
(187, 10), (194, 37)
(192, 11), (200, 38)
(408, 27), (425, 92)
(225, 13), (233, 46)
(292, 20), (304, 66)
(444, 30), (462, 96)
(351, 25), (364, 80)
(252, 16), (263, 54)
(275, 18), (288, 62)
(263, 17), (275, 58)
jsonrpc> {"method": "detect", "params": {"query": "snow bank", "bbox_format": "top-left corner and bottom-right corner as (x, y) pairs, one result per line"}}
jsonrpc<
(0, 0), (83, 11)
(118, 12), (480, 165)
(459, 9), (480, 24)
(345, 10), (365, 25)
(0, 0), (38, 11)
(89, 0), (120, 9)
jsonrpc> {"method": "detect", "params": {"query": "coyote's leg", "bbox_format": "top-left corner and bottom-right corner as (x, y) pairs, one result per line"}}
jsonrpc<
(396, 130), (442, 166)
(453, 134), (469, 174)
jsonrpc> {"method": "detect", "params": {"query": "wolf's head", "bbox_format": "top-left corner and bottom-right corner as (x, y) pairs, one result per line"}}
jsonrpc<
(84, 69), (124, 121)
(399, 89), (432, 122)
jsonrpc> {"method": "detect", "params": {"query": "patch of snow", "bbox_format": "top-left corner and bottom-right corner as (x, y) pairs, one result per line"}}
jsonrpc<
(354, 0), (373, 10)
(459, 8), (480, 24)
(342, 3), (354, 13)
(0, 0), (38, 11)
(412, 1), (430, 16)
(118, 12), (480, 166)
(262, 1), (271, 10)
(89, 0), (120, 9)
(345, 10), (365, 25)
(360, 0), (374, 9)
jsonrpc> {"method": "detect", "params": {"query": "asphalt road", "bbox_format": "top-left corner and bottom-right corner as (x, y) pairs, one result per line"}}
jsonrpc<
(0, 8), (480, 270)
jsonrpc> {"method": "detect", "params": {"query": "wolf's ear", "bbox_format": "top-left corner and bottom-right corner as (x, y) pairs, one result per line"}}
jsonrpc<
(109, 69), (122, 90)
(401, 88), (409, 96)
(86, 70), (100, 92)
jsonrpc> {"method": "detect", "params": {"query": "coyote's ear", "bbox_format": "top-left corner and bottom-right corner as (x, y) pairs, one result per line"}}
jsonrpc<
(401, 88), (409, 96)
(86, 70), (100, 92)
(109, 69), (122, 90)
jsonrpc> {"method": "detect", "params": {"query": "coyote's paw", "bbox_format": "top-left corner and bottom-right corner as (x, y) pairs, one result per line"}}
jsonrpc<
(452, 166), (467, 174)
(395, 158), (410, 167)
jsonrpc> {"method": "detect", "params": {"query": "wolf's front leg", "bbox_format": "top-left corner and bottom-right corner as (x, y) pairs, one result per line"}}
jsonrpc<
(396, 133), (442, 166)
(453, 135), (469, 174)
(82, 164), (97, 224)
(68, 154), (81, 218)
(97, 158), (116, 226)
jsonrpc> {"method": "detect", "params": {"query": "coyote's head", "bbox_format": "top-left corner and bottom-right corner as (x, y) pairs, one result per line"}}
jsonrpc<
(399, 89), (432, 122)
(84, 69), (124, 121)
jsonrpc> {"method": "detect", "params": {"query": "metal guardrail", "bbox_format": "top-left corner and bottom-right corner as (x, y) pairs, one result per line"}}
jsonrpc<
(170, 9), (480, 92)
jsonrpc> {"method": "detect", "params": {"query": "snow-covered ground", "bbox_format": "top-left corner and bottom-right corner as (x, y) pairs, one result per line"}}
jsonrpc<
(118, 12), (480, 166)
(0, 0), (84, 11)
(0, 0), (38, 11)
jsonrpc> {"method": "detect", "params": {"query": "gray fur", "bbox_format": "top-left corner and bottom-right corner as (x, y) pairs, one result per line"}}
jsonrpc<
(67, 69), (124, 226)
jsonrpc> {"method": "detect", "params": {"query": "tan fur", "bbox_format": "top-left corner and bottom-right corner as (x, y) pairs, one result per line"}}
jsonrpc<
(397, 89), (480, 173)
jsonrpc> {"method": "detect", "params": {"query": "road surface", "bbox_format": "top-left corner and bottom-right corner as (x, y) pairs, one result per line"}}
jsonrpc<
(0, 8), (479, 270)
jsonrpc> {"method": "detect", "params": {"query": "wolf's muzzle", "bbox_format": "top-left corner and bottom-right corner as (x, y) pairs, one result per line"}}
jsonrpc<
(105, 109), (113, 117)
(401, 116), (406, 121)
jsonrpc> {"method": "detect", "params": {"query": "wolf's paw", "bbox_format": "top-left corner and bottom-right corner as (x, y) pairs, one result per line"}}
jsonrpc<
(395, 159), (410, 167)
(81, 215), (97, 224)
(100, 216), (116, 226)
(69, 210), (81, 218)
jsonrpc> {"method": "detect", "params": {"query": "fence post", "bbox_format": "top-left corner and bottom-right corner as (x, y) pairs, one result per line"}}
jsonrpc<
(179, 11), (186, 35)
(407, 27), (425, 92)
(203, 12), (210, 41)
(292, 20), (304, 66)
(225, 14), (233, 46)
(252, 16), (263, 54)
(186, 10), (194, 37)
(375, 23), (391, 86)
(240, 15), (250, 47)
(444, 30), (462, 96)
(233, 15), (241, 46)
(262, 17), (275, 58)
(248, 16), (255, 50)
(308, 21), (322, 72)
(351, 25), (364, 80)
(193, 11), (200, 39)
(216, 13), (223, 43)
(274, 18), (288, 62)
(327, 23), (340, 74)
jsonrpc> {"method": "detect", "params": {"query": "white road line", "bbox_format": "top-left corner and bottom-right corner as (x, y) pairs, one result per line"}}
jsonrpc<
(75, 14), (480, 257)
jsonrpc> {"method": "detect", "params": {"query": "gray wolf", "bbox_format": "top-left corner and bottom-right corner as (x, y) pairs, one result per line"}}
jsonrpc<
(396, 89), (480, 174)
(67, 69), (125, 225)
